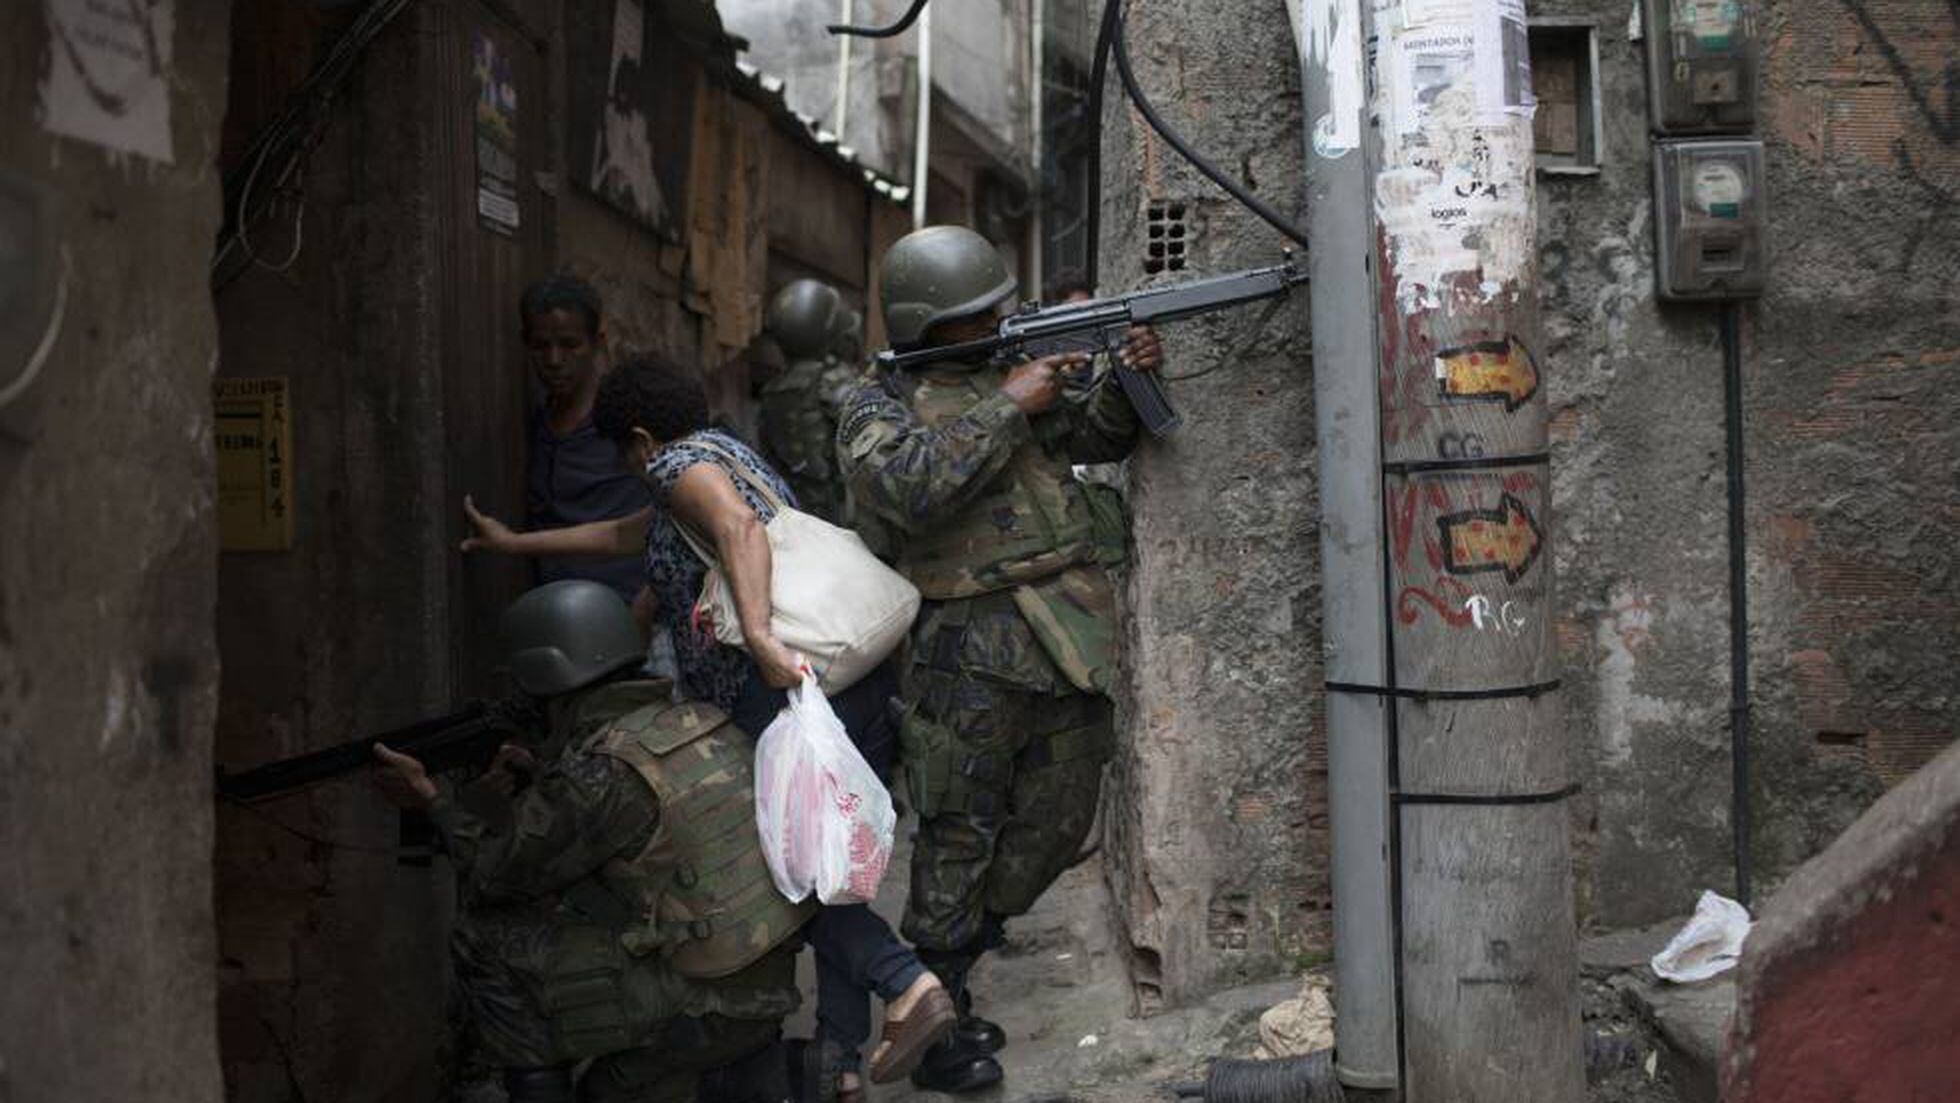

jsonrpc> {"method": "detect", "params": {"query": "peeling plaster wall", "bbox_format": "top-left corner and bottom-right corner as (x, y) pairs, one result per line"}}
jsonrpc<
(1105, 0), (1960, 1013)
(1100, 0), (1328, 1012)
(0, 2), (231, 1099)
(1537, 0), (1959, 926)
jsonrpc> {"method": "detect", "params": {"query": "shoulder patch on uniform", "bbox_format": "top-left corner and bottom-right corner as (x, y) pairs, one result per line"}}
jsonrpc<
(837, 389), (908, 455)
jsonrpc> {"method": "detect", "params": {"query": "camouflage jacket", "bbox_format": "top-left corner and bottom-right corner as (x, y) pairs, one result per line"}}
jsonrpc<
(430, 680), (671, 907)
(758, 357), (863, 522)
(837, 360), (1138, 692)
(834, 359), (1139, 534)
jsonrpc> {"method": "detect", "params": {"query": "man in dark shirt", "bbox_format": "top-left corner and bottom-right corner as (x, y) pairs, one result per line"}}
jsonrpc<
(520, 275), (653, 601)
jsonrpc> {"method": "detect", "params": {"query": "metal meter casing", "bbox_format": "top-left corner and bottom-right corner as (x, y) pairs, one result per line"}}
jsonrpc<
(1653, 139), (1765, 301)
(1642, 0), (1757, 133)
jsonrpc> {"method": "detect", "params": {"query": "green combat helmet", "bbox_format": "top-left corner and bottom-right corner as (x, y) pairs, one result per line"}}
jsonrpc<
(765, 278), (845, 360)
(830, 307), (864, 365)
(879, 225), (1016, 348)
(500, 580), (646, 696)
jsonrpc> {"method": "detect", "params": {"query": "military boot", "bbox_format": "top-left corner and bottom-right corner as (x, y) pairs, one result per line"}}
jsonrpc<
(784, 1037), (858, 1103)
(952, 913), (1007, 1053)
(949, 983), (1007, 1055)
(909, 949), (1003, 1094)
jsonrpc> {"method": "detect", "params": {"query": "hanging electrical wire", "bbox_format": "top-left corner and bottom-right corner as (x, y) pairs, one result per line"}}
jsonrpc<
(827, 0), (930, 38)
(1109, 15), (1313, 252)
(1082, 0), (1123, 288)
(210, 0), (410, 291)
(1104, 0), (1311, 252)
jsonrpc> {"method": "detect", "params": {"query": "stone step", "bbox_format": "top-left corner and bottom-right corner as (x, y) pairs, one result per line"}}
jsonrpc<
(1581, 921), (1737, 1103)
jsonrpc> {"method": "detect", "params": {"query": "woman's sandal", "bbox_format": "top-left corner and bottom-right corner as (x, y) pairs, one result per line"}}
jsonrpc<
(866, 973), (959, 1084)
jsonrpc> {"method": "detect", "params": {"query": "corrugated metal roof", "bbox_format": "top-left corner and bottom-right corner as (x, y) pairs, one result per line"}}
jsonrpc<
(671, 0), (910, 205)
(726, 58), (911, 204)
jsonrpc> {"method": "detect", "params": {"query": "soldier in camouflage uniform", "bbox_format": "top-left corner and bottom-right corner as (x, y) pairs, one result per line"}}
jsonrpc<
(759, 279), (860, 523)
(836, 226), (1161, 1093)
(372, 581), (815, 1103)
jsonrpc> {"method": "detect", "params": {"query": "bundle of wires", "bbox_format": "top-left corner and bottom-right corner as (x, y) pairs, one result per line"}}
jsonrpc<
(831, 0), (1309, 285)
(210, 0), (411, 291)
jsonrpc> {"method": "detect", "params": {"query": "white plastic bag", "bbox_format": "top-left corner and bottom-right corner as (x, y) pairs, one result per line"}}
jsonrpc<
(1650, 890), (1752, 982)
(753, 674), (896, 905)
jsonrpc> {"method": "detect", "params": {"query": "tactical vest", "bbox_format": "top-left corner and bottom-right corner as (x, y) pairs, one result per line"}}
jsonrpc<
(900, 364), (1098, 600)
(759, 359), (835, 481)
(588, 700), (814, 979)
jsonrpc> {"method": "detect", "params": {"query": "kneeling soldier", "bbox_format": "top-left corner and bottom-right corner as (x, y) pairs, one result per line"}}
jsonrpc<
(371, 580), (815, 1102)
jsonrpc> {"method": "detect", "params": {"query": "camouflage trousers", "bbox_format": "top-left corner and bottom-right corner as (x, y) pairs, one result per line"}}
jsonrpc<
(896, 676), (1113, 953)
(452, 896), (799, 1077)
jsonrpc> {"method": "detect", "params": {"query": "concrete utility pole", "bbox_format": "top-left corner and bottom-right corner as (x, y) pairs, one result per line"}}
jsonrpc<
(1300, 1), (1585, 1098)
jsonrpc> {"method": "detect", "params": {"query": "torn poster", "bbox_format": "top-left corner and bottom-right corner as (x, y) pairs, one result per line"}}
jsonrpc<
(38, 0), (176, 163)
(473, 31), (521, 235)
(1299, 0), (1364, 158)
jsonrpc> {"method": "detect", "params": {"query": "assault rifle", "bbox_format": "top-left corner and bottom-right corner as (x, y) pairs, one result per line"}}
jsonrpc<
(215, 700), (528, 802)
(874, 256), (1307, 437)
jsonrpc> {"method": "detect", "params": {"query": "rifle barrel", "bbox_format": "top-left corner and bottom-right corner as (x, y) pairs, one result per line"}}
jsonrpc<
(216, 703), (492, 802)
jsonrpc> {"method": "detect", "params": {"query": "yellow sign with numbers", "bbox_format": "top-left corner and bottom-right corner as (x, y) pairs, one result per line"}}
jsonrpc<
(214, 377), (294, 550)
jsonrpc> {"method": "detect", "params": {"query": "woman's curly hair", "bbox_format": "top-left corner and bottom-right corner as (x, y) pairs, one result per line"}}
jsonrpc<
(592, 351), (714, 448)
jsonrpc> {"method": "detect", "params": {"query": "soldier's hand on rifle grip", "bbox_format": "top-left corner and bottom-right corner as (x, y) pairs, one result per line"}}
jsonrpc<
(481, 742), (538, 798)
(1117, 325), (1163, 372)
(1002, 352), (1089, 415)
(372, 743), (438, 810)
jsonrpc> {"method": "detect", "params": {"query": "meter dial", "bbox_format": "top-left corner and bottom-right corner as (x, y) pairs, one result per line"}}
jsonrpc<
(1690, 160), (1746, 218)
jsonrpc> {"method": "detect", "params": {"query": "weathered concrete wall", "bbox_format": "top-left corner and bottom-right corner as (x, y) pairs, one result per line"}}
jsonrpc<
(1106, 0), (1960, 1013)
(1536, 0), (1960, 926)
(1722, 739), (1960, 1103)
(1100, 0), (1328, 1012)
(930, 0), (1034, 159)
(0, 2), (231, 1100)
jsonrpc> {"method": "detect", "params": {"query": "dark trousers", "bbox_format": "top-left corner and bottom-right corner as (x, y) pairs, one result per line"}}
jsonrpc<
(730, 660), (923, 1068)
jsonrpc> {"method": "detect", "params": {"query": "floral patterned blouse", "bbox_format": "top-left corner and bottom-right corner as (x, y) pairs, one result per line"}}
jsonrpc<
(642, 428), (797, 712)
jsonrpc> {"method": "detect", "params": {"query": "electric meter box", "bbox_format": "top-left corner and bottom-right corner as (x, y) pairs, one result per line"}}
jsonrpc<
(1642, 0), (1757, 133)
(1653, 139), (1765, 301)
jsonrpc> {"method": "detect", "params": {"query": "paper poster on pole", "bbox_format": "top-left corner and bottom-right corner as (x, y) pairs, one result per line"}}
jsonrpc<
(1300, 0), (1366, 158)
(1373, 0), (1538, 310)
(1475, 0), (1533, 120)
(1389, 21), (1476, 135)
(37, 0), (176, 163)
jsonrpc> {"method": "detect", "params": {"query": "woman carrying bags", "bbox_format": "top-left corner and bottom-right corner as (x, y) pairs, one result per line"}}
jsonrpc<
(461, 352), (954, 1102)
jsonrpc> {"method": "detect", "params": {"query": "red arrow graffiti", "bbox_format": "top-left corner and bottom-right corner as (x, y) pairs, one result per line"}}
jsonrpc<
(1438, 493), (1543, 583)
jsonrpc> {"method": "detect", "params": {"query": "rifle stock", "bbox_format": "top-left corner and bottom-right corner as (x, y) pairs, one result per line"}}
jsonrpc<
(216, 702), (511, 802)
(874, 256), (1304, 436)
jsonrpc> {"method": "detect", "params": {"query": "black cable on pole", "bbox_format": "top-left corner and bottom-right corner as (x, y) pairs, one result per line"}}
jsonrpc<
(1108, 3), (1311, 251)
(1083, 0), (1123, 288)
(1721, 301), (1753, 908)
(827, 0), (930, 38)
